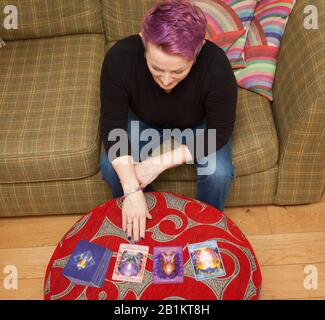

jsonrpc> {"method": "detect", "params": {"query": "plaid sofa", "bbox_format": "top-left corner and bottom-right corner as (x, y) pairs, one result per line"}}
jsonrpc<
(0, 0), (324, 217)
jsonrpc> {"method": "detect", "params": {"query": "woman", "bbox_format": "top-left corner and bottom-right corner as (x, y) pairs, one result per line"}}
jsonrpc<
(100, 0), (237, 243)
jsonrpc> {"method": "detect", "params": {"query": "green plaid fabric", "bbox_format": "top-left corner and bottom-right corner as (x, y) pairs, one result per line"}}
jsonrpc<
(105, 41), (116, 55)
(272, 0), (325, 204)
(0, 157), (277, 217)
(0, 0), (103, 40)
(0, 170), (112, 217)
(0, 34), (105, 183)
(102, 0), (156, 42)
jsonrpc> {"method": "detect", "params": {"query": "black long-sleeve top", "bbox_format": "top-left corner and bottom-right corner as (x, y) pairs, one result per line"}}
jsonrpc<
(100, 34), (237, 162)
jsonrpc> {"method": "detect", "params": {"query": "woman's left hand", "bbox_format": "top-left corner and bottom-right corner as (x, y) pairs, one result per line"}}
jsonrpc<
(134, 156), (166, 189)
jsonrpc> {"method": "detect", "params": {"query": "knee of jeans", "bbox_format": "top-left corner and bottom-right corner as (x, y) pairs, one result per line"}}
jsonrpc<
(213, 162), (235, 182)
(197, 160), (235, 182)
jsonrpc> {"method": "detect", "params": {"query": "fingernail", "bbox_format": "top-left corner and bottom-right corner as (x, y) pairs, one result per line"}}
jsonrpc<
(140, 237), (144, 241)
(128, 236), (131, 241)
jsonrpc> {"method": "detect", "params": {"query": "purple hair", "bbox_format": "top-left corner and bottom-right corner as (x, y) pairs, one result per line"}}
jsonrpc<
(141, 0), (207, 60)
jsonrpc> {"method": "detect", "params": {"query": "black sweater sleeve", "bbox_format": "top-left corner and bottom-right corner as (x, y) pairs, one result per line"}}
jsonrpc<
(100, 47), (132, 162)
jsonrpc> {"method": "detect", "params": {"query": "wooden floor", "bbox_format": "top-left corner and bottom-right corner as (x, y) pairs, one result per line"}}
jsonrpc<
(1, 194), (325, 300)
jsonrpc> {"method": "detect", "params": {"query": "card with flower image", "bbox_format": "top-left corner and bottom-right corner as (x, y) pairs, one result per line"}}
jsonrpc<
(112, 244), (149, 283)
(188, 240), (226, 281)
(153, 246), (184, 284)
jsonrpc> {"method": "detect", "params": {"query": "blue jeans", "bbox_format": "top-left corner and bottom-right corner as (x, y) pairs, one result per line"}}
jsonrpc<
(100, 109), (235, 212)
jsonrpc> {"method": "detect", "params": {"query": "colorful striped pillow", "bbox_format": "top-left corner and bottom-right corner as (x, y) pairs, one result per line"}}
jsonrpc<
(193, 0), (257, 68)
(224, 0), (257, 68)
(0, 37), (5, 48)
(234, 0), (296, 101)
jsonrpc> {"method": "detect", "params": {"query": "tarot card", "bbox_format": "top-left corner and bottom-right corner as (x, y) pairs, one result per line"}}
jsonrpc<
(153, 246), (184, 284)
(188, 240), (226, 281)
(63, 240), (112, 288)
(112, 244), (149, 283)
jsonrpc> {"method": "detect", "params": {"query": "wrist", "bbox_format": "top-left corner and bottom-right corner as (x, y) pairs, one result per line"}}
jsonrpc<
(121, 185), (143, 201)
(147, 154), (169, 172)
(121, 182), (141, 194)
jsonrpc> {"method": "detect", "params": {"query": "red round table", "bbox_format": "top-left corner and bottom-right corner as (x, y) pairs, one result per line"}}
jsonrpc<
(44, 192), (262, 300)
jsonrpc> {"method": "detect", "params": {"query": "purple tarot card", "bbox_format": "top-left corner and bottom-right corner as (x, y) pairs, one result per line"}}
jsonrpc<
(153, 246), (184, 284)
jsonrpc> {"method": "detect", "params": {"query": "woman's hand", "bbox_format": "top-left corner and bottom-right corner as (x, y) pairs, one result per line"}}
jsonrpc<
(134, 156), (166, 189)
(122, 190), (152, 242)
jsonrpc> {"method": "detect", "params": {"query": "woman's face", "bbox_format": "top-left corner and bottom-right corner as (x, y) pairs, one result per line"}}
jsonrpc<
(140, 33), (204, 92)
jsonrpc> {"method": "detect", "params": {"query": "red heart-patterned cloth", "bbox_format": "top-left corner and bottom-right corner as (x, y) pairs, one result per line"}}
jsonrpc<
(44, 192), (262, 300)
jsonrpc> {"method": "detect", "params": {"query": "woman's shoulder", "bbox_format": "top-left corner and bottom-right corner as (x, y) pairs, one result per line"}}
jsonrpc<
(200, 40), (237, 94)
(101, 34), (142, 78)
(203, 40), (231, 65)
(105, 34), (142, 59)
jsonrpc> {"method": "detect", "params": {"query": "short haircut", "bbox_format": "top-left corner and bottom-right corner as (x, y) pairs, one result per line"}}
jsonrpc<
(141, 0), (207, 60)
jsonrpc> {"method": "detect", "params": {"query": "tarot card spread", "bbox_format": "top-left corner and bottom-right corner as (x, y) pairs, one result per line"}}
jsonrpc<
(112, 244), (149, 283)
(153, 246), (184, 284)
(188, 240), (226, 281)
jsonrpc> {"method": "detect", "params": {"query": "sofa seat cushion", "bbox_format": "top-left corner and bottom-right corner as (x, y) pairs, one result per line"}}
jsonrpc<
(0, 0), (103, 40)
(154, 88), (278, 181)
(0, 34), (105, 183)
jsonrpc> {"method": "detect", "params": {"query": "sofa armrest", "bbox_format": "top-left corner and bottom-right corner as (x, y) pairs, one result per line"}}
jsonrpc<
(272, 0), (325, 204)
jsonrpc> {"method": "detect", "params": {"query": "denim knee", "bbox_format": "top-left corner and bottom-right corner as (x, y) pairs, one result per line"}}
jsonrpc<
(197, 158), (235, 184)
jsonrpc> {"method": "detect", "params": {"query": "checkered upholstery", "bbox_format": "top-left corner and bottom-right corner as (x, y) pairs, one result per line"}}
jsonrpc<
(0, 0), (103, 40)
(272, 0), (325, 204)
(0, 0), (324, 216)
(102, 0), (155, 42)
(0, 34), (105, 183)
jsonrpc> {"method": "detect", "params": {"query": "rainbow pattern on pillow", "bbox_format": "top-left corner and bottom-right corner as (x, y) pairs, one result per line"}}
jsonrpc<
(194, 0), (244, 51)
(193, 0), (257, 68)
(234, 0), (296, 101)
(224, 0), (257, 68)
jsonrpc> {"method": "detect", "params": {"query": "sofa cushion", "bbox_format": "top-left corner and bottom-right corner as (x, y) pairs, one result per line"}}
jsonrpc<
(0, 34), (105, 183)
(193, 0), (257, 69)
(231, 88), (278, 176)
(102, 0), (156, 42)
(234, 0), (297, 101)
(0, 0), (103, 40)
(222, 0), (257, 69)
(192, 0), (245, 52)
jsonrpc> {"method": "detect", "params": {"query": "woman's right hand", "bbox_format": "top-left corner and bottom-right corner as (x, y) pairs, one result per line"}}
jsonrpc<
(122, 190), (152, 242)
